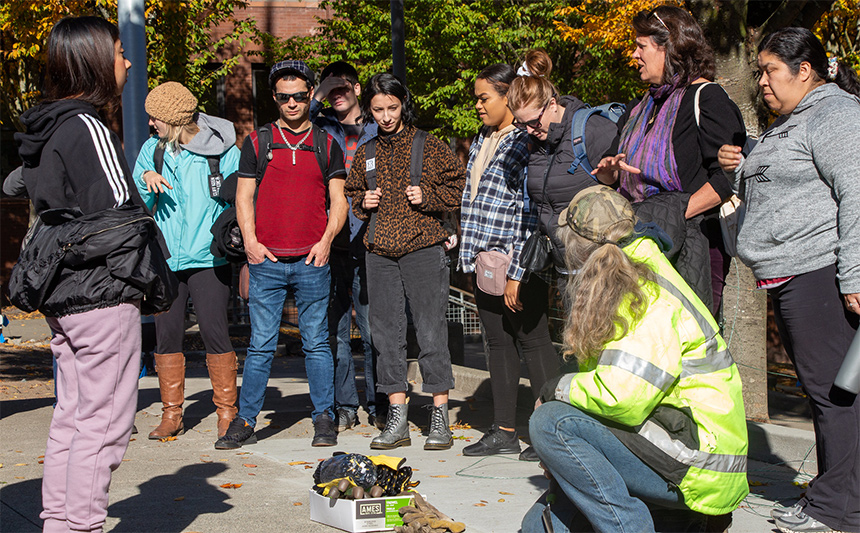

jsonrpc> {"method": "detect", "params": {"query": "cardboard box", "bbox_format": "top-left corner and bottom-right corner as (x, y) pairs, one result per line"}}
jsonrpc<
(308, 489), (415, 532)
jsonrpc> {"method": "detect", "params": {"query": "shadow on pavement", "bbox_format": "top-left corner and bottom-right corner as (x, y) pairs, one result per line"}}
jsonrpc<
(0, 478), (42, 532)
(107, 462), (232, 532)
(0, 397), (54, 419)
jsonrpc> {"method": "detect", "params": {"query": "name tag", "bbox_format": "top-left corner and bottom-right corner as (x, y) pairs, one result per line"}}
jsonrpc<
(366, 158), (376, 172)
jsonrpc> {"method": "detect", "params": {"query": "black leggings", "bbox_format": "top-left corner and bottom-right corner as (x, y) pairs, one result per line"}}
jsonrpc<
(154, 265), (233, 355)
(475, 275), (560, 429)
(769, 264), (859, 531)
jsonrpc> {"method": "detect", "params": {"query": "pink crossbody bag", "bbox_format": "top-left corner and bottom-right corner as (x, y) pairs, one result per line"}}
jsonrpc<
(475, 250), (513, 296)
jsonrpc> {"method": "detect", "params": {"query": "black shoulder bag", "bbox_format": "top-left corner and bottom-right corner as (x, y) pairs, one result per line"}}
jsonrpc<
(519, 150), (558, 274)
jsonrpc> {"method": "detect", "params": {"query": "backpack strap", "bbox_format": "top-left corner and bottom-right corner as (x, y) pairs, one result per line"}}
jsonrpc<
(255, 125), (272, 186)
(364, 138), (377, 190)
(312, 125), (329, 181)
(153, 145), (165, 176)
(364, 138), (378, 246)
(410, 129), (428, 187)
(694, 82), (715, 128)
(568, 102), (626, 177)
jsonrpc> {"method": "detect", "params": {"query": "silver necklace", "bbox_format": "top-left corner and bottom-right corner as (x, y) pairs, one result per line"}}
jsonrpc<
(274, 121), (312, 165)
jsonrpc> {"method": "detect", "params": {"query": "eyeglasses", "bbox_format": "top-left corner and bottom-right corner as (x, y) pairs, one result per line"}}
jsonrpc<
(512, 96), (554, 131)
(274, 91), (310, 103)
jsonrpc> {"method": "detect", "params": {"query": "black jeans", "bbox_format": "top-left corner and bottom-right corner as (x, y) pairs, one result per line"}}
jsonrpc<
(366, 245), (455, 395)
(769, 264), (859, 531)
(475, 275), (560, 429)
(154, 265), (233, 355)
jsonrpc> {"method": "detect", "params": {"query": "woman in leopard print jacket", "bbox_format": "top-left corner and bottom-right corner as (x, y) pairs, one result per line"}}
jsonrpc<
(345, 73), (465, 452)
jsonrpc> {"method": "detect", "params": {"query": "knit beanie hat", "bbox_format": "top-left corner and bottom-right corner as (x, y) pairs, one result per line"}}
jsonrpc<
(145, 82), (198, 126)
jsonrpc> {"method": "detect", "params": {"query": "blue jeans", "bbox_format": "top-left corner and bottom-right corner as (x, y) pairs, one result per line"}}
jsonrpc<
(329, 251), (382, 416)
(239, 258), (334, 425)
(521, 402), (685, 533)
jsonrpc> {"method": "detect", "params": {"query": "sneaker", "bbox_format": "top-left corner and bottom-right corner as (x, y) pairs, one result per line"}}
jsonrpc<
(463, 426), (520, 456)
(336, 408), (358, 432)
(214, 417), (256, 450)
(775, 510), (845, 533)
(772, 504), (804, 521)
(312, 413), (337, 447)
(518, 445), (540, 462)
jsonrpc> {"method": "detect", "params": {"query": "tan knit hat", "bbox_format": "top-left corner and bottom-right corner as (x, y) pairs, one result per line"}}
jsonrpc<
(145, 82), (198, 126)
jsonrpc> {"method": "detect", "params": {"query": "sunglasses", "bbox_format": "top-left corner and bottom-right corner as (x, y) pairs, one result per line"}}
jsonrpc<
(512, 96), (554, 131)
(274, 91), (310, 103)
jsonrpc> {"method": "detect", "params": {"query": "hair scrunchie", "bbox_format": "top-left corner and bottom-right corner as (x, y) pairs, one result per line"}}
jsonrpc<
(516, 61), (531, 77)
(827, 57), (839, 81)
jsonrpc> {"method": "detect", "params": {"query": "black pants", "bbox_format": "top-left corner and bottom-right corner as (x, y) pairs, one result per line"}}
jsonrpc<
(769, 264), (859, 531)
(475, 275), (560, 429)
(155, 265), (233, 355)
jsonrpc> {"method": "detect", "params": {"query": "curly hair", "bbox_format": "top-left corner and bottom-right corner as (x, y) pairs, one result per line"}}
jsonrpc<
(557, 221), (655, 362)
(631, 5), (715, 85)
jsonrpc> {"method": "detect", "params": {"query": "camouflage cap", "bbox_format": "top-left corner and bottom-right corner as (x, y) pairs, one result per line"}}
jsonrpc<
(558, 185), (636, 245)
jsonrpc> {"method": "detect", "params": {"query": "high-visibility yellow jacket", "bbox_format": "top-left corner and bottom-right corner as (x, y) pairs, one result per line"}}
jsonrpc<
(552, 237), (749, 515)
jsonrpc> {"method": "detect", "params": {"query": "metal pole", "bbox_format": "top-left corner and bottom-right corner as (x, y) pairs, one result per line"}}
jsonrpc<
(118, 0), (149, 167)
(390, 0), (406, 83)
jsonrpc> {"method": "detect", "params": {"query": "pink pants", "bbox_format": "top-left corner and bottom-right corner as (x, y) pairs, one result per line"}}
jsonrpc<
(41, 302), (141, 533)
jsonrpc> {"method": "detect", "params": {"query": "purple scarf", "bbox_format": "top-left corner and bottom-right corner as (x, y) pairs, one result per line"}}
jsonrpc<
(617, 80), (686, 202)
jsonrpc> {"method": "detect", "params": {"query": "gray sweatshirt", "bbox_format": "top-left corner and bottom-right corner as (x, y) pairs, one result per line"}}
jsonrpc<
(730, 83), (860, 293)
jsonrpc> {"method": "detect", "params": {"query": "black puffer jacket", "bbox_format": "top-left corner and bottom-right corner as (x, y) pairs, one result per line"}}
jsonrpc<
(632, 192), (712, 312)
(13, 99), (175, 317)
(526, 96), (618, 267)
(11, 205), (177, 317)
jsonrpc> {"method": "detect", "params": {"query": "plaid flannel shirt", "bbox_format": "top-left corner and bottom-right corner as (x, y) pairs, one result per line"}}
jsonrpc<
(459, 126), (537, 281)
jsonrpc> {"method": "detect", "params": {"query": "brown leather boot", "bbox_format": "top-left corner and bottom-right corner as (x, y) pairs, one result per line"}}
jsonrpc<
(207, 352), (238, 437)
(148, 352), (185, 440)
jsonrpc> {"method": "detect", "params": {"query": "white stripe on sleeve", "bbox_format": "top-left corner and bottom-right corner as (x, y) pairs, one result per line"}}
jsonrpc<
(78, 114), (129, 206)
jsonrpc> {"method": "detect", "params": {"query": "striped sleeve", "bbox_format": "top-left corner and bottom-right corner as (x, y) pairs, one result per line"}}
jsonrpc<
(77, 113), (130, 207)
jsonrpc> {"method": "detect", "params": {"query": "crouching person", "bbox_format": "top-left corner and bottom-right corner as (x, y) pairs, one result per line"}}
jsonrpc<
(522, 186), (748, 533)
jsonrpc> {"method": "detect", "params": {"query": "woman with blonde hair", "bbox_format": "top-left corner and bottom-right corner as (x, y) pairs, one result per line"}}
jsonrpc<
(506, 49), (619, 274)
(133, 81), (241, 445)
(522, 186), (748, 533)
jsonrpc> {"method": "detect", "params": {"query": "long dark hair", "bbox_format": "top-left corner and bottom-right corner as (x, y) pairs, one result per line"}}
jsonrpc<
(43, 16), (121, 107)
(360, 73), (417, 126)
(477, 63), (517, 97)
(759, 27), (860, 97)
(631, 5), (715, 85)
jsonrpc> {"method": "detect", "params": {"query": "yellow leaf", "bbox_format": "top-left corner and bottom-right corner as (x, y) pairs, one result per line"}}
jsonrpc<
(288, 461), (312, 466)
(499, 491), (514, 495)
(293, 502), (303, 506)
(219, 483), (243, 489)
(242, 464), (257, 468)
(473, 503), (486, 507)
(498, 499), (506, 503)
(430, 475), (449, 478)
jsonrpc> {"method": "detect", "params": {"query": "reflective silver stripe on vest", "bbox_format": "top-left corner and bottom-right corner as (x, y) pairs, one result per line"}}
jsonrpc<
(652, 273), (736, 379)
(599, 349), (676, 392)
(640, 419), (747, 474)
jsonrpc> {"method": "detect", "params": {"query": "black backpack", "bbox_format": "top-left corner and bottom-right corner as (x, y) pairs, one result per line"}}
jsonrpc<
(153, 145), (223, 198)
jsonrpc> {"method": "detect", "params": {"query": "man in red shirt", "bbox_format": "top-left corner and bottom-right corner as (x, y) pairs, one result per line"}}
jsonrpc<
(216, 60), (348, 449)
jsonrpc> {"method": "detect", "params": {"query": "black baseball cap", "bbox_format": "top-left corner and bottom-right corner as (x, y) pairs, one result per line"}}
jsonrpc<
(269, 60), (315, 90)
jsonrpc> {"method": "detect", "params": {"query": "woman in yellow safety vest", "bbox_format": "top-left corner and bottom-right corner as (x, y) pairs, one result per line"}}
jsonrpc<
(521, 185), (748, 533)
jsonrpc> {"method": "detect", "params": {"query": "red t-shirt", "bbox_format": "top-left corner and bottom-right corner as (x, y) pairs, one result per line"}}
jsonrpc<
(238, 125), (345, 257)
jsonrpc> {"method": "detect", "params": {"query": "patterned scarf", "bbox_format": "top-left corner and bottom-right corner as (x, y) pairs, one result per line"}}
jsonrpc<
(617, 79), (686, 202)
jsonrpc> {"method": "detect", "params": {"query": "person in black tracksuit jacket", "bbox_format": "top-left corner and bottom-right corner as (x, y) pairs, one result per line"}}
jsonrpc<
(13, 17), (173, 533)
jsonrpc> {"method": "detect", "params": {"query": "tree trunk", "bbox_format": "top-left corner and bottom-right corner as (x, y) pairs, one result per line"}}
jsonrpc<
(690, 0), (770, 420)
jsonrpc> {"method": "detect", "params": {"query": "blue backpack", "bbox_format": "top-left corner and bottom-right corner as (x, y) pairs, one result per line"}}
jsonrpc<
(568, 102), (626, 176)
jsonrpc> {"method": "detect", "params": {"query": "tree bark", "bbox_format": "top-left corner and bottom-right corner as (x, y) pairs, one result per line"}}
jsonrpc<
(690, 0), (769, 420)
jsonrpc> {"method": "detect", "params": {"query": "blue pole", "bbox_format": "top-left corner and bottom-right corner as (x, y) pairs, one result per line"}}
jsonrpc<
(118, 0), (149, 167)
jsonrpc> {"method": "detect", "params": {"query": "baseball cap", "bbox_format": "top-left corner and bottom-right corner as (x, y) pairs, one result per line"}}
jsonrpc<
(558, 185), (636, 245)
(269, 60), (315, 89)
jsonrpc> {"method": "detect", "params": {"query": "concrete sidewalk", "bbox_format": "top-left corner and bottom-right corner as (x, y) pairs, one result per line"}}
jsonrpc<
(1, 356), (816, 533)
